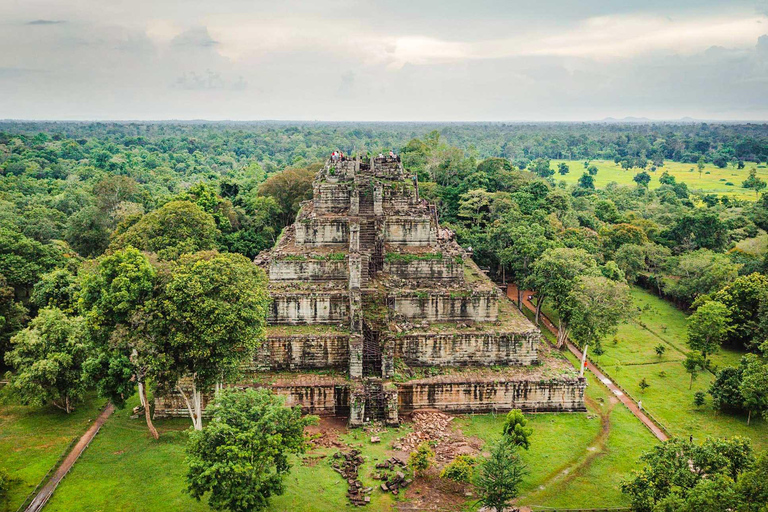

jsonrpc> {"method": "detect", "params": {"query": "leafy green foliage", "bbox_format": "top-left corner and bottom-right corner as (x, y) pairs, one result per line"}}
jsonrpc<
(501, 409), (533, 450)
(687, 300), (731, 359)
(621, 437), (755, 512)
(186, 388), (316, 512)
(408, 442), (435, 477)
(4, 308), (87, 413)
(439, 455), (476, 483)
(0, 275), (27, 359)
(31, 268), (79, 313)
(474, 438), (527, 512)
(153, 252), (270, 394)
(110, 200), (219, 260)
(0, 228), (66, 293)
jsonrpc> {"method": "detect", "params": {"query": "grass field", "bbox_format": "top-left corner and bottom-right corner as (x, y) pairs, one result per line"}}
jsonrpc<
(551, 159), (768, 199)
(458, 340), (658, 509)
(0, 390), (105, 512)
(38, 374), (656, 511)
(542, 286), (768, 451)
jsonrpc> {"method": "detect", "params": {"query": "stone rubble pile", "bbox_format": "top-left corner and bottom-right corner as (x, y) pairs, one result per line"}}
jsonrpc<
(393, 411), (454, 453)
(332, 450), (372, 506)
(374, 457), (411, 495)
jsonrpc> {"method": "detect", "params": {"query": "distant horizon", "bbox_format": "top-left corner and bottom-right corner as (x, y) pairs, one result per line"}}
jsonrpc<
(2, 117), (768, 124)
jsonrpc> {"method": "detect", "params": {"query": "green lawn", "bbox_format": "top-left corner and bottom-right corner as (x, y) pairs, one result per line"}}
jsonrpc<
(551, 159), (768, 200)
(0, 390), (105, 512)
(41, 379), (655, 512)
(44, 394), (404, 512)
(542, 286), (768, 451)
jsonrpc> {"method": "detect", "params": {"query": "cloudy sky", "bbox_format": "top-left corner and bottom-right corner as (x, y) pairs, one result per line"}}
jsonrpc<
(1, 0), (768, 121)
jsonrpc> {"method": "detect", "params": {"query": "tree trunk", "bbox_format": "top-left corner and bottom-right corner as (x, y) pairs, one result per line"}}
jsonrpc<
(65, 396), (71, 414)
(689, 374), (693, 390)
(192, 383), (203, 430)
(140, 382), (159, 440)
(535, 297), (544, 326)
(747, 410), (751, 426)
(517, 287), (523, 309)
(138, 381), (147, 408)
(557, 322), (569, 349)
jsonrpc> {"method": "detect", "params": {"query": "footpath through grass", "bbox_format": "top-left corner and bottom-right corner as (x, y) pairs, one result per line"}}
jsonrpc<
(0, 390), (104, 512)
(551, 159), (768, 200)
(544, 286), (768, 451)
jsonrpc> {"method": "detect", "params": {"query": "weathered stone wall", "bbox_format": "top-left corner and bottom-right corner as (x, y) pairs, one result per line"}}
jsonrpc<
(393, 331), (539, 367)
(271, 383), (350, 415)
(154, 379), (350, 418)
(384, 217), (435, 245)
(269, 259), (348, 281)
(268, 292), (349, 324)
(397, 379), (586, 413)
(390, 292), (498, 322)
(382, 183), (418, 211)
(383, 258), (463, 280)
(155, 376), (585, 418)
(314, 183), (351, 213)
(255, 335), (350, 370)
(295, 219), (349, 246)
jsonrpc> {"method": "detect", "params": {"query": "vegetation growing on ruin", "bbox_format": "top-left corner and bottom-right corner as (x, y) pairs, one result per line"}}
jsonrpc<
(384, 251), (443, 263)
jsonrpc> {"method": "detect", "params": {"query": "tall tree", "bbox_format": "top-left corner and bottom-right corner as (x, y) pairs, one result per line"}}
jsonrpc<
(0, 275), (27, 360)
(529, 247), (597, 344)
(687, 300), (731, 361)
(78, 247), (160, 438)
(186, 388), (316, 512)
(739, 354), (768, 425)
(110, 200), (219, 260)
(562, 275), (634, 353)
(495, 222), (553, 308)
(474, 438), (527, 512)
(153, 252), (270, 430)
(4, 308), (87, 413)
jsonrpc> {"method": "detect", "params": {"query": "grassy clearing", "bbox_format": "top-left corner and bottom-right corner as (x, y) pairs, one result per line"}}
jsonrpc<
(542, 286), (768, 450)
(0, 390), (104, 511)
(44, 394), (406, 512)
(510, 318), (658, 509)
(42, 385), (649, 511)
(551, 159), (768, 199)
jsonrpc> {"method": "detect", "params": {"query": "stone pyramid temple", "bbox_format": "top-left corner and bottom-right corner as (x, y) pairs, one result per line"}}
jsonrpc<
(156, 155), (585, 423)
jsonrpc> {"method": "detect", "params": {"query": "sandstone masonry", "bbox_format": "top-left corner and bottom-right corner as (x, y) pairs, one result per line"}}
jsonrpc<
(154, 155), (586, 422)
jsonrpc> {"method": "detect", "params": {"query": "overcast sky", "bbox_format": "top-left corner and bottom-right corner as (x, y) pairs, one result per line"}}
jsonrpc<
(1, 0), (768, 121)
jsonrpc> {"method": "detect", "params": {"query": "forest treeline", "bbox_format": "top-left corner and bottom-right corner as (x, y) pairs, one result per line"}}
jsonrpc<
(1, 121), (768, 415)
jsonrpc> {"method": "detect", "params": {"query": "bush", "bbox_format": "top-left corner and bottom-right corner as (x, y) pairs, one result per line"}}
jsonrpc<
(440, 455), (476, 483)
(501, 409), (533, 450)
(694, 391), (706, 407)
(0, 466), (9, 499)
(409, 442), (435, 477)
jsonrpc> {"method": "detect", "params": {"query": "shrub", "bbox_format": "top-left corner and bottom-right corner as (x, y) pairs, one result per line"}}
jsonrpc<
(694, 391), (706, 407)
(440, 455), (476, 483)
(0, 467), (9, 499)
(502, 409), (533, 450)
(409, 442), (435, 477)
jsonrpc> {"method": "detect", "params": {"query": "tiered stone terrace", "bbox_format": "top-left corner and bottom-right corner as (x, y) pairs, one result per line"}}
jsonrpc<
(154, 155), (585, 422)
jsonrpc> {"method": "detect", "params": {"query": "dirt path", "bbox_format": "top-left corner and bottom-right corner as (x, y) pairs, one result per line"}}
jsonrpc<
(519, 395), (617, 506)
(24, 403), (115, 512)
(507, 285), (668, 442)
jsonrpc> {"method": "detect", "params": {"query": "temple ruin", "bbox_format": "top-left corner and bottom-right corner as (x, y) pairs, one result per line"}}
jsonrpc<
(155, 156), (585, 423)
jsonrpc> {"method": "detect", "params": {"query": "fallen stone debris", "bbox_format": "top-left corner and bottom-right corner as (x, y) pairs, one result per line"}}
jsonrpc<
(332, 450), (372, 506)
(373, 457), (411, 495)
(394, 411), (481, 463)
(393, 411), (453, 453)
